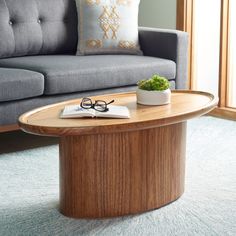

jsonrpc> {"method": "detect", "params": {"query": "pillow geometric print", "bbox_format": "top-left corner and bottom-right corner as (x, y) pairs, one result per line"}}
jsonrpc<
(76, 0), (142, 55)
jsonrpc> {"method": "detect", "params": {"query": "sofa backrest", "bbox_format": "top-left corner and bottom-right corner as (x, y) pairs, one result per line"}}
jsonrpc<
(0, 0), (78, 59)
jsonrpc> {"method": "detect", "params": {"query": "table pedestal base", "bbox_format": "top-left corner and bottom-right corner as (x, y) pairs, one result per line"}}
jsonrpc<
(59, 122), (186, 218)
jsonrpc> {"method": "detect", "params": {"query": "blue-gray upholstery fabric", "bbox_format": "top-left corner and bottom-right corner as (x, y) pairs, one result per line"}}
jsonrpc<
(139, 27), (188, 89)
(0, 86), (136, 125)
(0, 82), (175, 126)
(0, 0), (78, 59)
(0, 55), (176, 95)
(0, 68), (44, 102)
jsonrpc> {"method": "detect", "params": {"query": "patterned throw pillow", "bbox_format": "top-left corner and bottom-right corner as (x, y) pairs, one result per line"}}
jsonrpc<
(75, 0), (142, 55)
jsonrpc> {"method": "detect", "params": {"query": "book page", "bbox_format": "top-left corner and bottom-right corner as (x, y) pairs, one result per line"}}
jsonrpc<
(61, 105), (95, 118)
(95, 105), (130, 119)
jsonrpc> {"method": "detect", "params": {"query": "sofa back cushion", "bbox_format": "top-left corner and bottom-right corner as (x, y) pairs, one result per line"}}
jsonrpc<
(0, 0), (78, 59)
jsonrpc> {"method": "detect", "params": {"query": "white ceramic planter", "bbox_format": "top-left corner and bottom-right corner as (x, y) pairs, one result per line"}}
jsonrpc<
(136, 88), (171, 105)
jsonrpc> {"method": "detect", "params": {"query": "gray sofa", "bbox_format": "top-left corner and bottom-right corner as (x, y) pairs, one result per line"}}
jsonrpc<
(0, 0), (188, 131)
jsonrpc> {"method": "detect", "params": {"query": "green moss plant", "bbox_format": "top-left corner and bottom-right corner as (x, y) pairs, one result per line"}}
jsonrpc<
(138, 75), (170, 91)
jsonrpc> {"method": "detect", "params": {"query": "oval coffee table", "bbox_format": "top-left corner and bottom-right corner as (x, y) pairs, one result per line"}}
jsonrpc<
(19, 91), (218, 218)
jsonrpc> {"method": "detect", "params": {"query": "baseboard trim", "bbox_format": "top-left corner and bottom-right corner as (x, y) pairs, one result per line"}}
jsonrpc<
(209, 107), (236, 121)
(0, 124), (20, 133)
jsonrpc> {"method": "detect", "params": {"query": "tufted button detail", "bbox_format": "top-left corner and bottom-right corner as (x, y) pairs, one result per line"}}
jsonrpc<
(9, 20), (13, 25)
(37, 19), (41, 24)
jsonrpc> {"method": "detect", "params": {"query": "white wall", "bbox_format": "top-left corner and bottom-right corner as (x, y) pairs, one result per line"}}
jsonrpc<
(138, 0), (176, 29)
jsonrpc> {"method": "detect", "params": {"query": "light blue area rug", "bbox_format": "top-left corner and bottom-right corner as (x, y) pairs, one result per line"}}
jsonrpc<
(0, 117), (236, 236)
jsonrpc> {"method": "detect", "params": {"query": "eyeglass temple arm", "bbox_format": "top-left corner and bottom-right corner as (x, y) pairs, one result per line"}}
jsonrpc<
(107, 100), (115, 105)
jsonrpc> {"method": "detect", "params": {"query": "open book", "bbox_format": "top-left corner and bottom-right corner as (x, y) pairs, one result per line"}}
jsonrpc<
(60, 105), (130, 119)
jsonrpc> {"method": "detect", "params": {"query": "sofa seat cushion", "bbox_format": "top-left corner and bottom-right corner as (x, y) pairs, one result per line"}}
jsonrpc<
(0, 55), (176, 95)
(0, 68), (44, 102)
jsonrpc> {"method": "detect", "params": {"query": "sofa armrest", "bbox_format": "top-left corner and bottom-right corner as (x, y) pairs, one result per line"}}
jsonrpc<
(139, 27), (189, 89)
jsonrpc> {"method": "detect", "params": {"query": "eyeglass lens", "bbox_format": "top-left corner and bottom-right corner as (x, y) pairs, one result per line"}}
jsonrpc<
(82, 98), (92, 108)
(94, 101), (107, 111)
(81, 97), (114, 112)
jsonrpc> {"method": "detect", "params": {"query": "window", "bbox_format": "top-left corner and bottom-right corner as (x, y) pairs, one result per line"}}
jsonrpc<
(227, 0), (236, 108)
(177, 0), (236, 120)
(193, 0), (221, 96)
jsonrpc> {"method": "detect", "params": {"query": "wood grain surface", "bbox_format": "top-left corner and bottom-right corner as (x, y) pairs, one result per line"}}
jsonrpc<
(18, 90), (217, 218)
(0, 124), (19, 133)
(59, 122), (186, 218)
(18, 91), (218, 136)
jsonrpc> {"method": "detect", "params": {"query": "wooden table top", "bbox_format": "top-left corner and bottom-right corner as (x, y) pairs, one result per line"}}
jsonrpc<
(19, 91), (218, 136)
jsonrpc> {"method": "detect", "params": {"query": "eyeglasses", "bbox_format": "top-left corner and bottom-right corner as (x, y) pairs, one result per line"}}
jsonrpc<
(80, 97), (115, 112)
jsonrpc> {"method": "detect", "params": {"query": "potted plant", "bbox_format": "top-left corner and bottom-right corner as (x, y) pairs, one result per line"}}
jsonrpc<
(136, 75), (171, 105)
